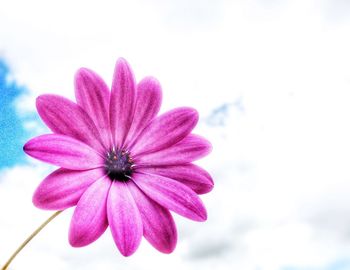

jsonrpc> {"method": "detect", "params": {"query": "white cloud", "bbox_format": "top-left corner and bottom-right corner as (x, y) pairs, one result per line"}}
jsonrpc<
(1, 0), (350, 270)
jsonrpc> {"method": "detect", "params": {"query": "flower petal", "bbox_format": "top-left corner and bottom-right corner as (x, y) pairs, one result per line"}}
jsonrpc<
(23, 134), (103, 170)
(124, 77), (162, 147)
(134, 134), (212, 166)
(75, 68), (112, 149)
(110, 58), (136, 148)
(33, 168), (105, 210)
(36, 94), (105, 152)
(107, 181), (143, 256)
(137, 164), (214, 194)
(130, 107), (198, 156)
(128, 181), (177, 253)
(133, 172), (207, 221)
(69, 176), (111, 247)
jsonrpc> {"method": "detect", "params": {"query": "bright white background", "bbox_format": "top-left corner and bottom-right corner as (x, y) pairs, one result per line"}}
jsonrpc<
(1, 0), (350, 269)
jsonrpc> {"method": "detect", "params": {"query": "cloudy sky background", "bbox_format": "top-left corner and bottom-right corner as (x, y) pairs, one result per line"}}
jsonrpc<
(1, 0), (350, 269)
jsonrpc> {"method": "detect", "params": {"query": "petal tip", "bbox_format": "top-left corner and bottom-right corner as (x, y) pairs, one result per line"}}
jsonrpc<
(76, 67), (89, 74)
(193, 201), (208, 222)
(183, 107), (199, 126)
(74, 67), (94, 90)
(35, 95), (47, 112)
(32, 186), (47, 209)
(139, 76), (162, 96)
(114, 58), (134, 80)
(112, 57), (135, 85)
(193, 109), (199, 124)
(114, 231), (142, 257)
(119, 248), (137, 257)
(141, 76), (160, 85)
(117, 238), (141, 256)
(192, 134), (213, 157)
(22, 143), (28, 153)
(207, 140), (213, 154)
(161, 249), (175, 254)
(32, 191), (42, 209)
(74, 68), (87, 82)
(198, 209), (208, 222)
(69, 236), (83, 248)
(36, 94), (56, 104)
(115, 58), (132, 72)
(68, 228), (89, 248)
(23, 139), (33, 154)
(198, 182), (214, 194)
(208, 182), (215, 192)
(159, 239), (177, 254)
(75, 67), (95, 81)
(116, 57), (128, 65)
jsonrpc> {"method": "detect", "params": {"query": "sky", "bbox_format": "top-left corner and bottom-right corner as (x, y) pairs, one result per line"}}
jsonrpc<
(1, 0), (350, 269)
(0, 60), (28, 167)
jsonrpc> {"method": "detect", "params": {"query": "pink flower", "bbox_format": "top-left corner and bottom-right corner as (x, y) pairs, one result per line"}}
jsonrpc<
(23, 58), (213, 256)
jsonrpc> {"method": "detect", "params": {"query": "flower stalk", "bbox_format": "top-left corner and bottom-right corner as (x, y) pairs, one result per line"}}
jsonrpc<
(1, 211), (62, 270)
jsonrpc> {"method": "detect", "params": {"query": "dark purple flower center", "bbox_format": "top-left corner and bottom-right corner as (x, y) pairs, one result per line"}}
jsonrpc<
(105, 149), (133, 181)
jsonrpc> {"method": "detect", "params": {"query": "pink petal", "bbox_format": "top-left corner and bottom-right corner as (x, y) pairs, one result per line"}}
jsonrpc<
(124, 77), (162, 147)
(134, 134), (212, 166)
(75, 68), (112, 149)
(23, 134), (103, 170)
(128, 181), (177, 253)
(33, 168), (105, 210)
(137, 164), (214, 194)
(110, 58), (136, 148)
(107, 181), (143, 256)
(133, 172), (207, 221)
(69, 176), (111, 247)
(130, 107), (198, 156)
(36, 94), (105, 153)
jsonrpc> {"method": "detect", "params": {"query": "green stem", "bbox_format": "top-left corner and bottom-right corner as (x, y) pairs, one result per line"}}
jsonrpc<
(1, 211), (62, 270)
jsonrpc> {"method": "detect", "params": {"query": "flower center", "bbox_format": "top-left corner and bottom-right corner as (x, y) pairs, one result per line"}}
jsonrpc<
(104, 149), (133, 181)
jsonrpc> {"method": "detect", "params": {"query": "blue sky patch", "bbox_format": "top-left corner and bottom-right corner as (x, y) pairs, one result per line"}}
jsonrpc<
(0, 59), (29, 167)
